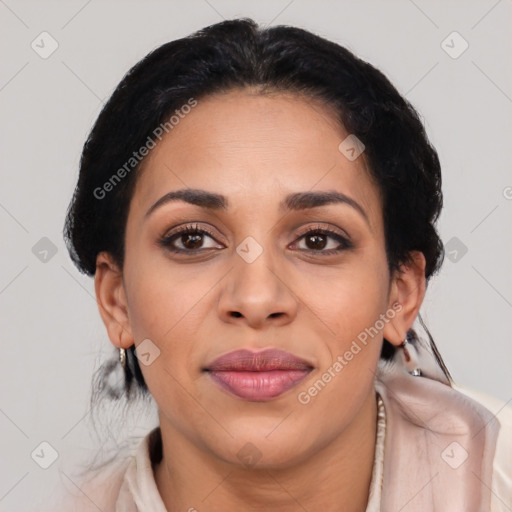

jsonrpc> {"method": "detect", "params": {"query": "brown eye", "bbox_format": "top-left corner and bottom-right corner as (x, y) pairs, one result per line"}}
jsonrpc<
(159, 224), (223, 253)
(303, 233), (328, 250)
(292, 227), (352, 255)
(178, 232), (204, 250)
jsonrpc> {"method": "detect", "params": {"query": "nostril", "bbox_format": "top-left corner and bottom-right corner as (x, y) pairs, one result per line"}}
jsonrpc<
(230, 311), (243, 318)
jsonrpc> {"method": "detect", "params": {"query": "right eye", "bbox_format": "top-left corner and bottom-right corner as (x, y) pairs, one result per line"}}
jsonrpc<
(158, 223), (224, 254)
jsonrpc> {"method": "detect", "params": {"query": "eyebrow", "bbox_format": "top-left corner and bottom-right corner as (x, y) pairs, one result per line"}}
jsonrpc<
(144, 188), (369, 225)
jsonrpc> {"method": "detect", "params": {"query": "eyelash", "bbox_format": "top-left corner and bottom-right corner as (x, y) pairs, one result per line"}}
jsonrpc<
(158, 223), (353, 256)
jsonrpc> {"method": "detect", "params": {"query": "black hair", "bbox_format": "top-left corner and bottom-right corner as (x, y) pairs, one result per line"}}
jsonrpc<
(64, 18), (451, 399)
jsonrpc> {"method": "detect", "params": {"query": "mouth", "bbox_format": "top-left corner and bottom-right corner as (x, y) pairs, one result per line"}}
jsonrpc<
(203, 349), (314, 402)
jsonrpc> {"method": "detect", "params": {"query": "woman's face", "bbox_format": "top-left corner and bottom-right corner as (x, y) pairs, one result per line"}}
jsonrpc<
(98, 89), (421, 468)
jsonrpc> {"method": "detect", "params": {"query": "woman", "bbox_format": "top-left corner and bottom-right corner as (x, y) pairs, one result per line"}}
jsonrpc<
(59, 18), (511, 511)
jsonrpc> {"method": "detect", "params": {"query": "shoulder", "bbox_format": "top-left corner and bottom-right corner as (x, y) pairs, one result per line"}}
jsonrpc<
(452, 382), (512, 512)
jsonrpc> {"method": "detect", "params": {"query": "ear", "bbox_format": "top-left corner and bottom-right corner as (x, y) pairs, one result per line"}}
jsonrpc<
(383, 251), (426, 347)
(94, 251), (134, 349)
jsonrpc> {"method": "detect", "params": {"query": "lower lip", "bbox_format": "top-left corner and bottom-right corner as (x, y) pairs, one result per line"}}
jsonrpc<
(207, 369), (311, 401)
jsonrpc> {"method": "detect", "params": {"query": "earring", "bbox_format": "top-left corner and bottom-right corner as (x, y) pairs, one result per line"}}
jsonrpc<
(399, 335), (422, 376)
(119, 347), (126, 370)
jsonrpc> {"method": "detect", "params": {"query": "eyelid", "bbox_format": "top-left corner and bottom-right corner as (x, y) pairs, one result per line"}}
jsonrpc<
(294, 222), (350, 240)
(160, 222), (222, 242)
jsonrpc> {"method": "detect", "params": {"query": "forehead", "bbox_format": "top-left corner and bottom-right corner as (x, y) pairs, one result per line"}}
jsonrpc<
(130, 90), (382, 226)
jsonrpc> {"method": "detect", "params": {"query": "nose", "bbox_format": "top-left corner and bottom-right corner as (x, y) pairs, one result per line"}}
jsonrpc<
(217, 247), (298, 330)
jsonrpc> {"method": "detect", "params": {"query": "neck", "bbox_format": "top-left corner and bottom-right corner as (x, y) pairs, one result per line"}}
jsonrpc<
(154, 390), (379, 512)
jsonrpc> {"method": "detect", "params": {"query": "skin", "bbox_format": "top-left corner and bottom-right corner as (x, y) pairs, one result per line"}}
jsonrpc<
(95, 89), (426, 511)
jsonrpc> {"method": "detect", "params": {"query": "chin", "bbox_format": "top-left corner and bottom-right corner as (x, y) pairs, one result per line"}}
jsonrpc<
(208, 425), (321, 470)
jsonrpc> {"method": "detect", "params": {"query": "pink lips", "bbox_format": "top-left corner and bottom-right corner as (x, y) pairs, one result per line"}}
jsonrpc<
(204, 349), (313, 401)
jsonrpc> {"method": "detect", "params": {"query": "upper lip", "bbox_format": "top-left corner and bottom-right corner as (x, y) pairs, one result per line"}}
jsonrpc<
(204, 349), (314, 372)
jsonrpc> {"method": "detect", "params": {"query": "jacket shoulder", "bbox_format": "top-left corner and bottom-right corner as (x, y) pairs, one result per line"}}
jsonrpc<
(452, 383), (512, 512)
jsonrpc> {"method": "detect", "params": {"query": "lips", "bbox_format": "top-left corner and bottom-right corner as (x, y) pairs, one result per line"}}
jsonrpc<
(204, 349), (313, 401)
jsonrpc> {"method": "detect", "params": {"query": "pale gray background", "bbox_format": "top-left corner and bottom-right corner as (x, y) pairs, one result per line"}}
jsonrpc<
(1, 0), (511, 510)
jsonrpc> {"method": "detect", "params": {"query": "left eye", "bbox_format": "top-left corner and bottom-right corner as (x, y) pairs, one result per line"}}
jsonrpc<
(292, 229), (351, 254)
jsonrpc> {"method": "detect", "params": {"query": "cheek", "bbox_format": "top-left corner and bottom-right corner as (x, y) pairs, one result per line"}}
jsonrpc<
(122, 254), (217, 381)
(290, 262), (389, 432)
(123, 240), (207, 338)
(122, 259), (223, 446)
(296, 253), (390, 350)
(123, 267), (206, 422)
(331, 280), (389, 356)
